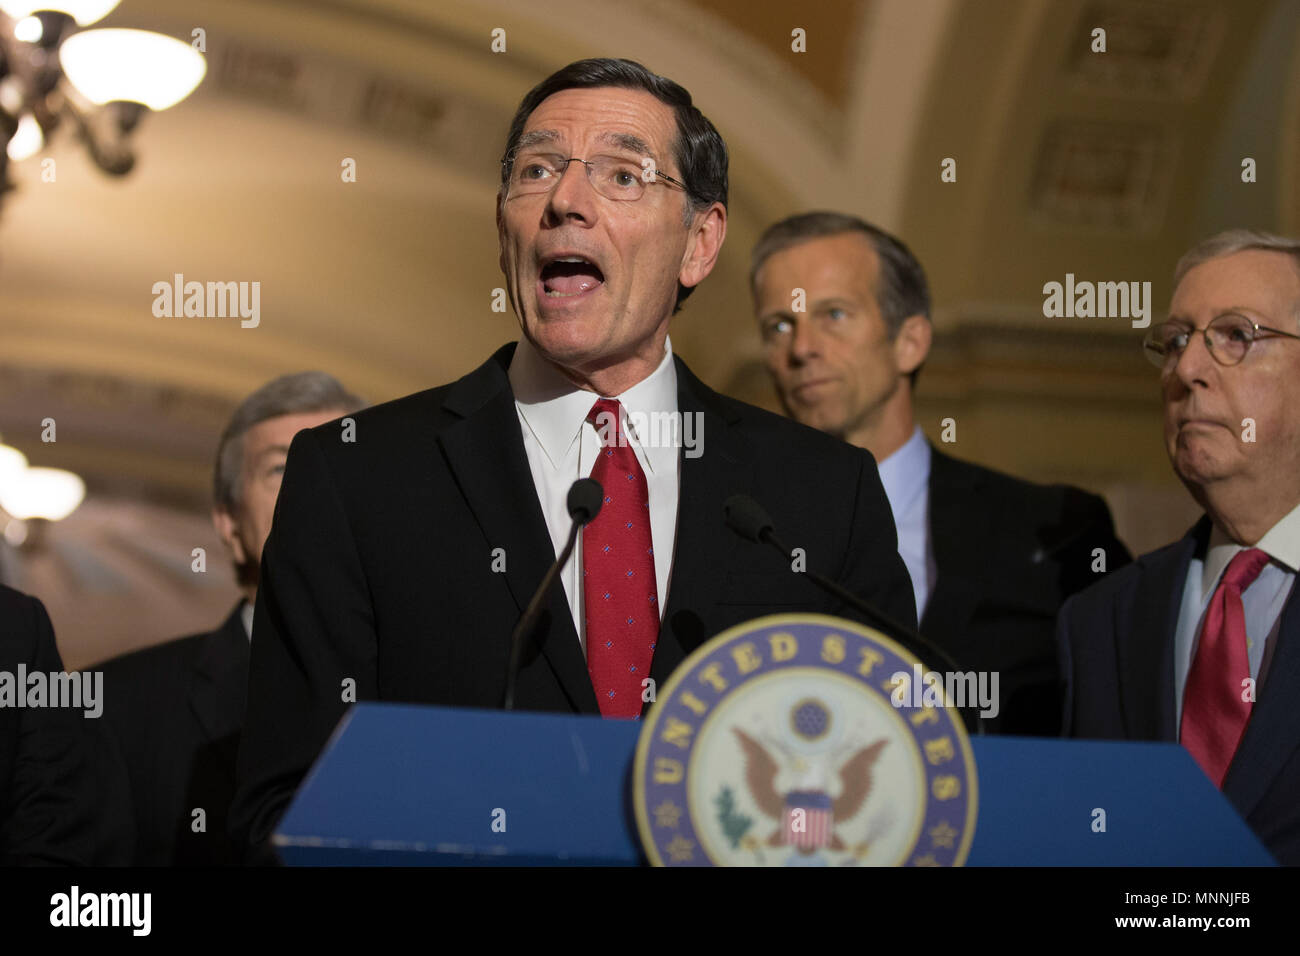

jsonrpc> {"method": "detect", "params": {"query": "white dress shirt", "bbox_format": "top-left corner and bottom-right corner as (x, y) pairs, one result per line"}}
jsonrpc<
(876, 424), (934, 619)
(508, 335), (681, 658)
(240, 600), (253, 641)
(1173, 502), (1300, 725)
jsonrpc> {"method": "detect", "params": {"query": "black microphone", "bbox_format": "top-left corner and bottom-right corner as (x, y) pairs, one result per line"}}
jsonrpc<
(502, 478), (603, 710)
(723, 494), (984, 733)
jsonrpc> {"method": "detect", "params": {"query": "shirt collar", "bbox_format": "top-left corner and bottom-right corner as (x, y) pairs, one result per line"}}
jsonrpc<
(876, 424), (931, 525)
(1202, 500), (1300, 592)
(240, 600), (253, 642)
(508, 334), (678, 472)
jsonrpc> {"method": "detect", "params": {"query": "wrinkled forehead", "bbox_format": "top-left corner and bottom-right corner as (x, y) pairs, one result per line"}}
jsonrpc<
(514, 128), (659, 159)
(757, 233), (881, 296)
(1170, 250), (1300, 324)
(520, 87), (677, 163)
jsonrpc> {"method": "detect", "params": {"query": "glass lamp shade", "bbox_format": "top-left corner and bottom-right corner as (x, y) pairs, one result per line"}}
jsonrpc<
(0, 0), (120, 26)
(0, 466), (85, 521)
(7, 112), (44, 160)
(0, 443), (28, 484)
(59, 28), (206, 110)
(12, 15), (42, 42)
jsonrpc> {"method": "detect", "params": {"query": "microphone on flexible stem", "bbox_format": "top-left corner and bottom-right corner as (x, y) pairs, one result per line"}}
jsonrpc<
(722, 494), (984, 734)
(502, 478), (603, 711)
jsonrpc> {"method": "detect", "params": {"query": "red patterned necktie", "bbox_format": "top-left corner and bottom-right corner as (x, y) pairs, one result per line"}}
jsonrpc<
(583, 398), (659, 718)
(1180, 547), (1270, 787)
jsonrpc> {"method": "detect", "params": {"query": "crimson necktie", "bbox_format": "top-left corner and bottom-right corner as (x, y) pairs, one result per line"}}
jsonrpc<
(1180, 547), (1270, 787)
(583, 398), (659, 719)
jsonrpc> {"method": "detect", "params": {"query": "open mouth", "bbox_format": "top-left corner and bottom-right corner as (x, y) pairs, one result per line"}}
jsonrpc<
(540, 256), (605, 298)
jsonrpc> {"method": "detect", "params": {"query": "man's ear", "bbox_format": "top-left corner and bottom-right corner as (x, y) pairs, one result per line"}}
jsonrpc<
(678, 202), (727, 293)
(496, 193), (507, 275)
(212, 506), (246, 566)
(893, 313), (933, 377)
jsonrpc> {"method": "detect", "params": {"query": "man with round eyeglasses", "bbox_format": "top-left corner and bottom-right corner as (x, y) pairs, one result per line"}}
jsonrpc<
(1143, 311), (1300, 370)
(1060, 228), (1300, 864)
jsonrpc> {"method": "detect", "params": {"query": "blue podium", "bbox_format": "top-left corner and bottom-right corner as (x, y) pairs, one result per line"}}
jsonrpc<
(273, 702), (1276, 866)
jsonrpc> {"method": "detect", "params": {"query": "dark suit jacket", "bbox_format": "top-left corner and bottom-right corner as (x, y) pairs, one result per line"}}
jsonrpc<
(99, 603), (249, 865)
(1058, 516), (1300, 864)
(0, 585), (105, 864)
(922, 448), (1131, 735)
(230, 343), (917, 857)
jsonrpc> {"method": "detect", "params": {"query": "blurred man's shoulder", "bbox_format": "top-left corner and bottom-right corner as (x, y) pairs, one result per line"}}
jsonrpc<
(0, 584), (53, 659)
(99, 616), (230, 676)
(317, 384), (453, 439)
(99, 632), (203, 678)
(704, 388), (873, 472)
(98, 607), (244, 702)
(931, 446), (1110, 524)
(0, 582), (46, 623)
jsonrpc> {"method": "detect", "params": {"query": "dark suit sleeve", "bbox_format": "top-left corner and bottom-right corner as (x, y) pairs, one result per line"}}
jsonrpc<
(82, 711), (136, 864)
(837, 447), (919, 637)
(1062, 490), (1132, 592)
(230, 427), (378, 862)
(0, 594), (97, 865)
(1055, 593), (1078, 738)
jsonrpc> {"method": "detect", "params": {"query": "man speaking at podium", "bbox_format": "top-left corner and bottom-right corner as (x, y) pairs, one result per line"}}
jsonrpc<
(230, 58), (916, 859)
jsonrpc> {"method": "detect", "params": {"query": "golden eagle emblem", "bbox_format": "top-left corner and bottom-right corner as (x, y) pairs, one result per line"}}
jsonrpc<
(732, 726), (888, 853)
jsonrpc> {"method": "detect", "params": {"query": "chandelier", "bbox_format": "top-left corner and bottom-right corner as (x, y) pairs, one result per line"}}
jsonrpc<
(0, 1), (205, 191)
(0, 440), (84, 551)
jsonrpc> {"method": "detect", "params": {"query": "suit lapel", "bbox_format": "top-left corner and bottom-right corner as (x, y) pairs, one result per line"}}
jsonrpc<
(921, 448), (986, 648)
(438, 344), (597, 714)
(1224, 574), (1300, 816)
(646, 358), (753, 705)
(1118, 518), (1207, 741)
(188, 603), (251, 775)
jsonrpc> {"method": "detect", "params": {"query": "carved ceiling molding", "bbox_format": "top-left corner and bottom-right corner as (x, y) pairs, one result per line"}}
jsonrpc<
(1029, 120), (1175, 234)
(0, 363), (231, 435)
(1064, 0), (1226, 99)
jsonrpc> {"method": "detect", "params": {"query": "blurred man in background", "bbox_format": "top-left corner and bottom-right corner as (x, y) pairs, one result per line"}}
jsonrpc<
(752, 211), (1130, 734)
(99, 372), (363, 865)
(1060, 229), (1300, 864)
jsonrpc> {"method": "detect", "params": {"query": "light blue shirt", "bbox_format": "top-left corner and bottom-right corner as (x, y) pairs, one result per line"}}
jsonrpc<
(1173, 502), (1300, 728)
(876, 425), (934, 619)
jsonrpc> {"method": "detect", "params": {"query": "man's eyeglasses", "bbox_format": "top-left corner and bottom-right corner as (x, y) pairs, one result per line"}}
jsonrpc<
(502, 151), (687, 202)
(1142, 312), (1300, 368)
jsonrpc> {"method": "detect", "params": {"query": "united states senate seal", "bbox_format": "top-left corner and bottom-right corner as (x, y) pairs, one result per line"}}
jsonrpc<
(634, 614), (977, 866)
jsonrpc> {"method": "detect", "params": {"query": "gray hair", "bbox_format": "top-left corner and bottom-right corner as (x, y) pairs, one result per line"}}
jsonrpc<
(213, 371), (364, 513)
(1173, 228), (1300, 295)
